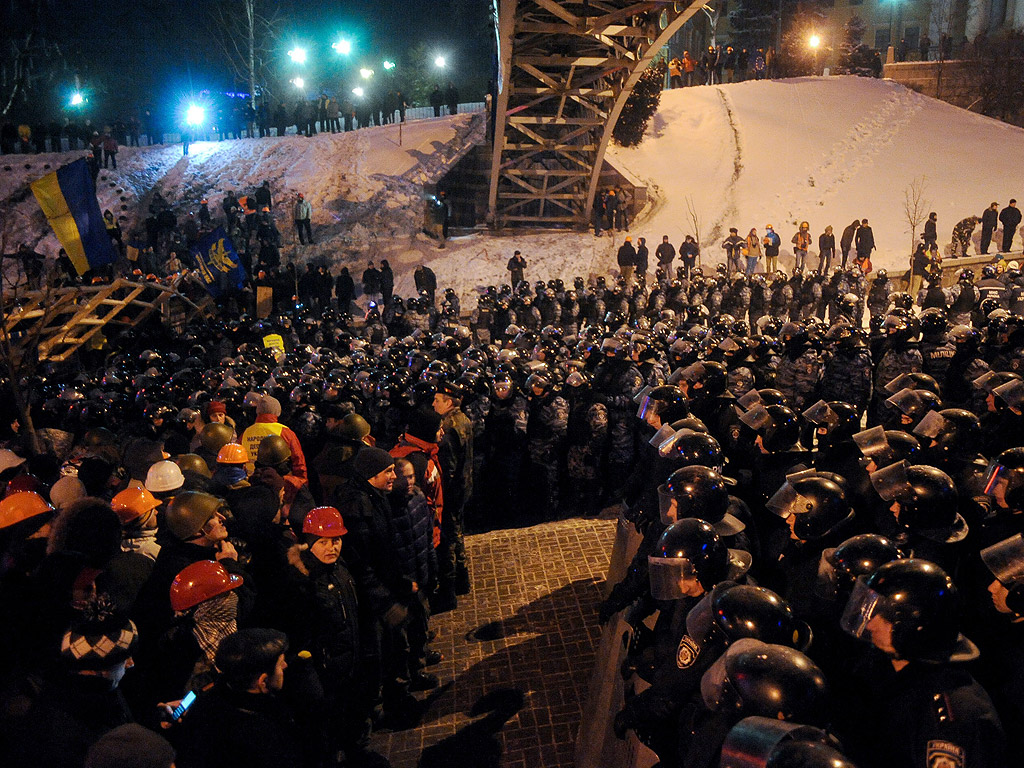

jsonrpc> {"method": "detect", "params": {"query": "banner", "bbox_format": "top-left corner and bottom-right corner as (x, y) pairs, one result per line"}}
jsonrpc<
(30, 158), (117, 276)
(191, 227), (245, 298)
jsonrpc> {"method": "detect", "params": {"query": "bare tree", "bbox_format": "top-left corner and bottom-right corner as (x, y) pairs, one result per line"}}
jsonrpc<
(1, 1), (68, 117)
(685, 195), (703, 266)
(209, 0), (279, 109)
(903, 175), (930, 253)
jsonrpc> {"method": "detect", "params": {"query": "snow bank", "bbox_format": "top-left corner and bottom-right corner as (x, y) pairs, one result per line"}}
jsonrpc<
(4, 76), (1022, 308)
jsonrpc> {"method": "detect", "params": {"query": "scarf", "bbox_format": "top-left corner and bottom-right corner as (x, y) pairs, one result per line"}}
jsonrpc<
(192, 590), (238, 665)
(213, 465), (249, 487)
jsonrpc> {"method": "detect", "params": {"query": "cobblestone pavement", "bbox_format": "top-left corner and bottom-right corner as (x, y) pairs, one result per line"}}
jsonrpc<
(370, 517), (617, 768)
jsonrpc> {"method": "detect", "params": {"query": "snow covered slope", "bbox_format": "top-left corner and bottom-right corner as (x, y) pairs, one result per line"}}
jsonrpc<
(3, 76), (1022, 308)
(608, 76), (1024, 268)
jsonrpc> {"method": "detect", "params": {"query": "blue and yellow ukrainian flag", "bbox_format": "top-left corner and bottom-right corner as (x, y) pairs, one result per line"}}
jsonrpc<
(30, 158), (117, 276)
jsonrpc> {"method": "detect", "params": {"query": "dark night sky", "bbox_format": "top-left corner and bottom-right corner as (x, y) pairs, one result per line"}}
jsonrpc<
(13, 0), (493, 118)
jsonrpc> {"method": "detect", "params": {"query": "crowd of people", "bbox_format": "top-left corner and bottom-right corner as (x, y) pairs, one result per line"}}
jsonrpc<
(1, 81), (464, 157)
(2, 229), (1024, 766)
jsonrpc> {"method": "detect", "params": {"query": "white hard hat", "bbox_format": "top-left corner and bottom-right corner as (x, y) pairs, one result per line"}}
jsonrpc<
(0, 449), (26, 474)
(145, 460), (185, 493)
(49, 475), (87, 509)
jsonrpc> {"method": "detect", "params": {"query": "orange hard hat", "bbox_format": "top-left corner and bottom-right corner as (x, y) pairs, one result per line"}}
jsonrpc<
(216, 442), (249, 465)
(303, 506), (347, 538)
(169, 559), (243, 612)
(0, 491), (53, 530)
(112, 485), (161, 525)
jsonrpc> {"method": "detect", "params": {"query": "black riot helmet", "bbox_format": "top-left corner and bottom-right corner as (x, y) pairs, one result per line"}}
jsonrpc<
(636, 384), (689, 425)
(701, 583), (812, 650)
(919, 307), (948, 336)
(719, 717), (856, 768)
(767, 473), (853, 541)
(913, 407), (981, 459)
(982, 447), (1024, 508)
(677, 360), (729, 399)
(658, 466), (743, 535)
(883, 388), (941, 431)
(648, 519), (731, 598)
(701, 639), (829, 726)
(659, 428), (725, 471)
(882, 371), (941, 397)
(801, 400), (860, 445)
(740, 404), (800, 452)
(841, 559), (972, 663)
(824, 533), (904, 598)
(980, 534), (1024, 616)
(870, 462), (966, 542)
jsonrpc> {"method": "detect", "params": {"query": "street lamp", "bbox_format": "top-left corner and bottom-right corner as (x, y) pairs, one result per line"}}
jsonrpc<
(332, 39), (352, 55)
(434, 55), (447, 68)
(70, 92), (84, 107)
(808, 34), (821, 49)
(360, 68), (374, 79)
(288, 47), (308, 65)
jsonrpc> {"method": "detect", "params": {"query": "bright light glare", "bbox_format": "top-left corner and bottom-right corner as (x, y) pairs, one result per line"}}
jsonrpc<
(288, 47), (308, 64)
(360, 68), (374, 79)
(332, 39), (352, 55)
(808, 34), (821, 49)
(434, 55), (447, 68)
(185, 105), (205, 126)
(70, 92), (84, 106)
(383, 60), (396, 71)
(352, 87), (365, 97)
(292, 77), (305, 90)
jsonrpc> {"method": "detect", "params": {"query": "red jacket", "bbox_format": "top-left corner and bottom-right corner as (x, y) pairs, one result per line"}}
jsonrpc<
(242, 414), (308, 496)
(390, 433), (444, 547)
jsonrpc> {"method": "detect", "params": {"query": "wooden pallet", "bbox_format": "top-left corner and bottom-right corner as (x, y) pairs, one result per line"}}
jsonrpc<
(2, 279), (214, 363)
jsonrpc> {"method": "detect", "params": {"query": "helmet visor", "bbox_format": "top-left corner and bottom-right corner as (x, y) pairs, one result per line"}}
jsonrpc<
(685, 590), (716, 646)
(633, 384), (654, 405)
(766, 481), (814, 519)
(884, 388), (922, 415)
(657, 484), (678, 526)
(718, 337), (742, 354)
(738, 403), (773, 432)
(972, 371), (1001, 393)
(853, 426), (892, 461)
(983, 459), (1008, 495)
(839, 576), (889, 641)
(801, 400), (837, 427)
(700, 637), (760, 710)
(648, 555), (698, 600)
(884, 372), (919, 395)
(912, 410), (947, 440)
(679, 362), (706, 383)
(994, 380), (1024, 409)
(980, 534), (1024, 586)
(736, 389), (763, 411)
(649, 423), (678, 449)
(870, 460), (912, 501)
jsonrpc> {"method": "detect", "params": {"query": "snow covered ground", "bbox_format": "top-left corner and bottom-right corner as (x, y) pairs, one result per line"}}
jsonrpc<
(3, 75), (1023, 307)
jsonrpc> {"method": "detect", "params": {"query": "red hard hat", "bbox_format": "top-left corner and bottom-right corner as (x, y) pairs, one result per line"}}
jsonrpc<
(5, 474), (42, 496)
(169, 559), (243, 612)
(303, 506), (347, 538)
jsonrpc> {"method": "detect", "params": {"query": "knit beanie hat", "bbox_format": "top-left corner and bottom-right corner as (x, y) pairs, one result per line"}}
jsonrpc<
(406, 408), (442, 443)
(61, 614), (139, 671)
(85, 724), (176, 768)
(207, 400), (227, 418)
(353, 446), (395, 480)
(256, 395), (282, 417)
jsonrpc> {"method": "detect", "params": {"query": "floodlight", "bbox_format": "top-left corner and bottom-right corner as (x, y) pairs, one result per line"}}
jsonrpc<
(434, 55), (447, 68)
(292, 77), (305, 90)
(332, 39), (352, 55)
(288, 47), (308, 65)
(360, 68), (374, 79)
(185, 105), (205, 126)
(70, 92), (84, 107)
(352, 87), (365, 97)
(383, 60), (396, 71)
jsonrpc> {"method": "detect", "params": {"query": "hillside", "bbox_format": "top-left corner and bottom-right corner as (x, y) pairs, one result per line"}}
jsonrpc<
(3, 76), (1022, 307)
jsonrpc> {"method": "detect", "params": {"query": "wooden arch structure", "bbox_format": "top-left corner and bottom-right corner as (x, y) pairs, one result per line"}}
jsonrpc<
(487, 0), (708, 228)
